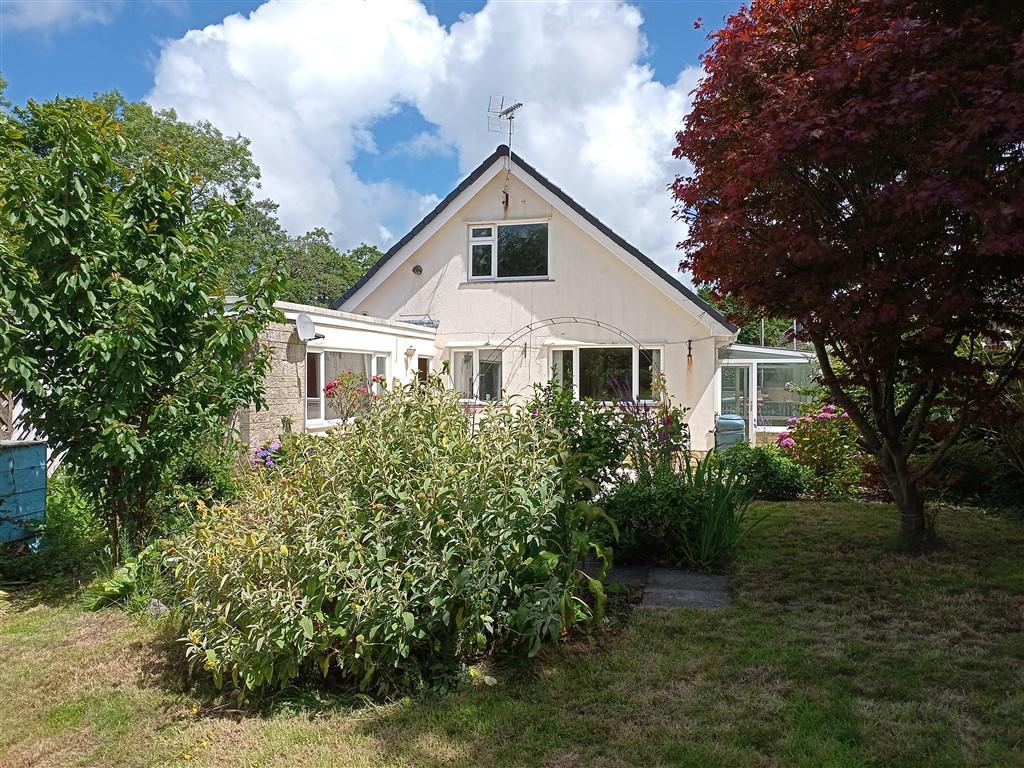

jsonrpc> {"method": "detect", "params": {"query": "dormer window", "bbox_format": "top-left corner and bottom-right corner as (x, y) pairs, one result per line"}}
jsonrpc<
(468, 221), (548, 280)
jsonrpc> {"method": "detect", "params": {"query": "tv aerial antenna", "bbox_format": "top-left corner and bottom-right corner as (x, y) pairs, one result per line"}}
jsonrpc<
(487, 95), (523, 210)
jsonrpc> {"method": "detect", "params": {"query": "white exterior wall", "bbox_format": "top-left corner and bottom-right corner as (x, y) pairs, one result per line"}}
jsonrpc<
(276, 302), (436, 434)
(345, 171), (732, 451)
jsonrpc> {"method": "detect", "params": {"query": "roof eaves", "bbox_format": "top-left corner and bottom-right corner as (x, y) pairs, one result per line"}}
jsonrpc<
(332, 144), (738, 334)
(330, 145), (507, 310)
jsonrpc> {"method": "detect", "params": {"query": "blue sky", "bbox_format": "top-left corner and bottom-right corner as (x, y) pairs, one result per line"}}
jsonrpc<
(2, 0), (742, 275)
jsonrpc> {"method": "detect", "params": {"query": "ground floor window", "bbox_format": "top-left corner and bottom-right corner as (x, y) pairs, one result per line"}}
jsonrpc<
(451, 348), (503, 402)
(551, 346), (662, 402)
(305, 350), (388, 423)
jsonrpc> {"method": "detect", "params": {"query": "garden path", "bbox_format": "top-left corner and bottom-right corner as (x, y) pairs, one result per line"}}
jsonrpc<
(607, 566), (731, 608)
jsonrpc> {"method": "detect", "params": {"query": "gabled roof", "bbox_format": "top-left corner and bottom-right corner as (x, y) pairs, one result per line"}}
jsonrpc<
(332, 145), (737, 334)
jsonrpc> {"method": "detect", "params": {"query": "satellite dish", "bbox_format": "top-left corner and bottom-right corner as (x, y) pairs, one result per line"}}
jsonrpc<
(296, 313), (323, 341)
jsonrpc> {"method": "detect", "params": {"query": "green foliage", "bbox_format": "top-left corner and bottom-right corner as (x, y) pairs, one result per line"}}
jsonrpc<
(718, 443), (807, 501)
(90, 92), (376, 305)
(0, 97), (282, 558)
(614, 370), (690, 483)
(698, 287), (794, 347)
(166, 379), (609, 697)
(276, 231), (382, 306)
(601, 469), (698, 565)
(0, 470), (106, 585)
(531, 382), (628, 496)
(778, 405), (862, 500)
(680, 455), (759, 571)
(604, 456), (758, 571)
(148, 433), (244, 526)
(83, 540), (166, 612)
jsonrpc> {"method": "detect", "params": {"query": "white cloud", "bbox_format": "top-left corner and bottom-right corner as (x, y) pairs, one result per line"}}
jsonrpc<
(148, 0), (697, 275)
(390, 131), (456, 159)
(3, 0), (123, 31)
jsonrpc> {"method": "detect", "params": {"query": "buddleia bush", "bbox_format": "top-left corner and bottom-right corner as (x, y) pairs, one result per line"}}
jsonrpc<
(167, 378), (609, 697)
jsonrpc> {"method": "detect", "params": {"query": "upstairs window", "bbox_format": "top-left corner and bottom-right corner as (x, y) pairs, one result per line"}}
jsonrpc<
(468, 222), (548, 280)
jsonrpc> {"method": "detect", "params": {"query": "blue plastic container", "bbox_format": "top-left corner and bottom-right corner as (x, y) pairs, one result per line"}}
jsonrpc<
(715, 414), (747, 451)
(0, 441), (47, 543)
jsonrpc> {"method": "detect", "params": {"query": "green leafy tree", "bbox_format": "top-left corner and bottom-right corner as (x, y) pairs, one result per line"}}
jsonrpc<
(92, 94), (378, 305)
(0, 97), (282, 559)
(698, 287), (794, 347)
(277, 230), (381, 306)
(92, 93), (290, 296)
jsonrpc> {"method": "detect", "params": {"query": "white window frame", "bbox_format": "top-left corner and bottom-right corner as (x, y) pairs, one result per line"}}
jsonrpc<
(450, 347), (503, 403)
(305, 349), (389, 427)
(717, 357), (813, 443)
(549, 345), (663, 404)
(466, 219), (550, 282)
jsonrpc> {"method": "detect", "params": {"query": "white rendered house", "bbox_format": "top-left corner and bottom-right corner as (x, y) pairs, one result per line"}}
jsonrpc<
(336, 145), (742, 451)
(246, 146), (813, 450)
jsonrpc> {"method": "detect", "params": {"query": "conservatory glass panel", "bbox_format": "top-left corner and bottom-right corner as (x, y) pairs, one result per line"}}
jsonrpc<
(756, 362), (813, 427)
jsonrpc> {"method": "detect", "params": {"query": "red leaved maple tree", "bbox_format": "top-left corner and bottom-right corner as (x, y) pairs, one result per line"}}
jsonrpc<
(674, 0), (1024, 542)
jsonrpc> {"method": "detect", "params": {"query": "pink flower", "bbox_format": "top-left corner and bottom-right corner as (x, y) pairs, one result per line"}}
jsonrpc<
(841, 412), (851, 419)
(779, 437), (796, 449)
(823, 403), (837, 413)
(787, 416), (798, 426)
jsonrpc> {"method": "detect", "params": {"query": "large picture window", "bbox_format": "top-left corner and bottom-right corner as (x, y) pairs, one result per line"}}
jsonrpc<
(552, 347), (662, 402)
(468, 222), (548, 280)
(305, 350), (387, 423)
(450, 348), (503, 402)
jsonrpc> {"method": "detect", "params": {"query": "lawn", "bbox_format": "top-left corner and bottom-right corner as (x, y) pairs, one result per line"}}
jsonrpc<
(2, 501), (1023, 768)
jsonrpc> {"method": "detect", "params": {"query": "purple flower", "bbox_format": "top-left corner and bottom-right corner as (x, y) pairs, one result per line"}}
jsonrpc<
(779, 436), (796, 448)
(787, 416), (798, 426)
(823, 403), (837, 413)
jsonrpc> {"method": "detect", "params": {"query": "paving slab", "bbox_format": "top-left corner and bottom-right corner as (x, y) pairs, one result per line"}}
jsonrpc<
(647, 569), (728, 592)
(604, 564), (731, 609)
(605, 565), (650, 587)
(642, 587), (731, 609)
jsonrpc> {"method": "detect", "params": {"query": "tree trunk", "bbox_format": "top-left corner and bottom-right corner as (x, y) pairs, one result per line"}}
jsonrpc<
(876, 449), (934, 546)
(107, 502), (122, 563)
(107, 465), (124, 563)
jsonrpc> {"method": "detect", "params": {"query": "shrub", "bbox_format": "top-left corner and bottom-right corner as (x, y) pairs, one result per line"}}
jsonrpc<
(604, 456), (758, 571)
(777, 403), (862, 499)
(680, 455), (759, 571)
(613, 371), (690, 482)
(718, 443), (807, 501)
(532, 382), (628, 495)
(323, 370), (378, 420)
(601, 468), (698, 565)
(165, 379), (609, 697)
(150, 433), (244, 521)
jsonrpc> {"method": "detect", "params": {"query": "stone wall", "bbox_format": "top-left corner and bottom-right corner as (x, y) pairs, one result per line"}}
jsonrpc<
(238, 321), (307, 449)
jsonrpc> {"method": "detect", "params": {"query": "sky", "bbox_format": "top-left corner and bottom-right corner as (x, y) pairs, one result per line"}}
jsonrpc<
(1, 0), (743, 281)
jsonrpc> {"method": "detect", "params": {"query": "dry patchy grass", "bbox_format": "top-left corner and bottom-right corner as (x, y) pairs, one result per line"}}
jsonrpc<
(1, 501), (1023, 767)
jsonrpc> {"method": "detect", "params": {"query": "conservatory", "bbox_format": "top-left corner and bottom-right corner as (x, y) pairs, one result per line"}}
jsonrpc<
(718, 344), (817, 444)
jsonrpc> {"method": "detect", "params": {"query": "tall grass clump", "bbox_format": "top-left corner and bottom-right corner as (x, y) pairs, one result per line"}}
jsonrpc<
(166, 378), (609, 697)
(681, 455), (760, 571)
